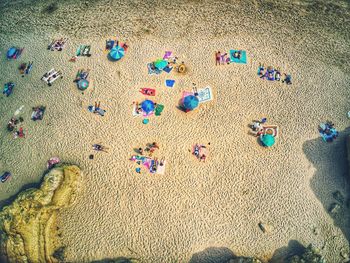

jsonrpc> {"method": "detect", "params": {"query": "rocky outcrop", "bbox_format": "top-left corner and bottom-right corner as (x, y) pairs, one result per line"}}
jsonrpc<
(228, 258), (263, 263)
(288, 244), (326, 263)
(0, 165), (81, 263)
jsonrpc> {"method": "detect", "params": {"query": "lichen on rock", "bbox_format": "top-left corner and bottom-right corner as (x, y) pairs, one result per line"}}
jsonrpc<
(0, 165), (81, 263)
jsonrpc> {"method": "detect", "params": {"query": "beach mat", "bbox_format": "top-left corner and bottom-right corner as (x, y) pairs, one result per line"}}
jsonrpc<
(163, 66), (173, 73)
(132, 104), (142, 117)
(155, 104), (164, 116)
(197, 86), (213, 103)
(140, 88), (156, 96)
(165, 79), (175, 88)
(163, 51), (172, 59)
(156, 161), (166, 175)
(230, 50), (247, 64)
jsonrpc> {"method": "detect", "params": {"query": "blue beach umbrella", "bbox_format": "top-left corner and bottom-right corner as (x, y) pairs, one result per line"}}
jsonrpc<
(154, 59), (168, 70)
(260, 134), (275, 147)
(7, 47), (16, 59)
(183, 95), (199, 111)
(78, 79), (89, 90)
(141, 100), (155, 114)
(109, 45), (125, 61)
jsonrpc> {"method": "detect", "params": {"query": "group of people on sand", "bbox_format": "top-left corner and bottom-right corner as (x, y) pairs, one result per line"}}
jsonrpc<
(258, 64), (292, 84)
(7, 117), (25, 139)
(48, 38), (67, 51)
(250, 118), (268, 137)
(138, 142), (160, 157)
(215, 51), (231, 65)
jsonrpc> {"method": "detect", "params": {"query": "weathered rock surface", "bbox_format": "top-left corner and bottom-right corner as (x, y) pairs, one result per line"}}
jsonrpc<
(0, 165), (81, 263)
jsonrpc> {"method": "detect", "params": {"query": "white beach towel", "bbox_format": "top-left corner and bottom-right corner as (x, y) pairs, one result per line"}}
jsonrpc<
(156, 161), (166, 175)
(197, 86), (213, 103)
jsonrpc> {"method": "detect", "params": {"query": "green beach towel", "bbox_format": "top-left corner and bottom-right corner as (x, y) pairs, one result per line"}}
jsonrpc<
(155, 104), (164, 116)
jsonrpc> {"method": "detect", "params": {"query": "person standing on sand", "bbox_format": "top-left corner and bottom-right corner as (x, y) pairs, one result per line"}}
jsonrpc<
(220, 52), (227, 65)
(215, 51), (221, 65)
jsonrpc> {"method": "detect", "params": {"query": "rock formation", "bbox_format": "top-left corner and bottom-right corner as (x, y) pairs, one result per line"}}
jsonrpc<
(0, 165), (81, 263)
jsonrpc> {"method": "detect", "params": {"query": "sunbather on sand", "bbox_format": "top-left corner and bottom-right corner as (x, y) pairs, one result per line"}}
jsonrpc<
(282, 73), (292, 85)
(92, 144), (109, 152)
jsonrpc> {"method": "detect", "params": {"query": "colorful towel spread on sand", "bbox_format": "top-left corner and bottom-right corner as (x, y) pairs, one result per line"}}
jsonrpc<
(130, 155), (165, 174)
(165, 79), (175, 87)
(155, 104), (164, 116)
(197, 86), (213, 103)
(229, 50), (247, 64)
(163, 51), (172, 59)
(140, 88), (156, 96)
(163, 66), (173, 73)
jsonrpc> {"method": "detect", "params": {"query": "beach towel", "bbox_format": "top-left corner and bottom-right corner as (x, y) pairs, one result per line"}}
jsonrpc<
(156, 161), (166, 175)
(132, 104), (142, 117)
(140, 88), (156, 96)
(163, 66), (173, 73)
(229, 50), (247, 64)
(163, 51), (172, 59)
(155, 104), (164, 116)
(165, 79), (175, 88)
(197, 86), (213, 103)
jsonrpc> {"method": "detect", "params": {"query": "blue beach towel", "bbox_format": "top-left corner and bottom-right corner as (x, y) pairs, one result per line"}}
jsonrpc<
(230, 50), (247, 64)
(163, 66), (173, 73)
(165, 79), (175, 88)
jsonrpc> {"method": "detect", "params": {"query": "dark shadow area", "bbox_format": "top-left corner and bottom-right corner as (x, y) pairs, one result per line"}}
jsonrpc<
(189, 247), (235, 263)
(42, 2), (58, 14)
(0, 181), (40, 209)
(270, 240), (305, 263)
(303, 127), (350, 242)
(90, 257), (134, 263)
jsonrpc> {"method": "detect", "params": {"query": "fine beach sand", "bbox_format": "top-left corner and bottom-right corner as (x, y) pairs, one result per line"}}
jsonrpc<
(0, 0), (350, 262)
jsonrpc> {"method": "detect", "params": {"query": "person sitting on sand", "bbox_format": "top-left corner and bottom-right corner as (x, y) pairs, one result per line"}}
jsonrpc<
(200, 154), (206, 162)
(233, 51), (241, 59)
(220, 53), (228, 65)
(92, 144), (109, 153)
(275, 69), (281, 81)
(138, 148), (144, 155)
(14, 127), (25, 139)
(122, 42), (128, 51)
(282, 73), (292, 85)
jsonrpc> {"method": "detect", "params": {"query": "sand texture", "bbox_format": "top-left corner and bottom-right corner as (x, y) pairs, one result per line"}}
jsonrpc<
(0, 0), (350, 262)
(0, 165), (81, 263)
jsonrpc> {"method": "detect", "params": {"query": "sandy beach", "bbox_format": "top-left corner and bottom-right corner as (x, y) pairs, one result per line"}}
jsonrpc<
(0, 0), (350, 262)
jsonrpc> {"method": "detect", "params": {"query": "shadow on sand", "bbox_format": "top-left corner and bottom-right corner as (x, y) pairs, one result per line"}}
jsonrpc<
(269, 240), (305, 262)
(303, 127), (350, 241)
(189, 247), (236, 263)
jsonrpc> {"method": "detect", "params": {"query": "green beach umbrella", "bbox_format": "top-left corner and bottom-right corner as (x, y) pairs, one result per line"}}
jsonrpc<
(260, 134), (275, 147)
(78, 79), (89, 90)
(154, 59), (168, 70)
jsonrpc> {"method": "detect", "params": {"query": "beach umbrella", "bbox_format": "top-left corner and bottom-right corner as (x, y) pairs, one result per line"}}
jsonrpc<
(141, 100), (155, 114)
(109, 45), (125, 61)
(7, 47), (16, 59)
(154, 59), (168, 70)
(78, 79), (89, 90)
(260, 134), (275, 147)
(183, 95), (199, 111)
